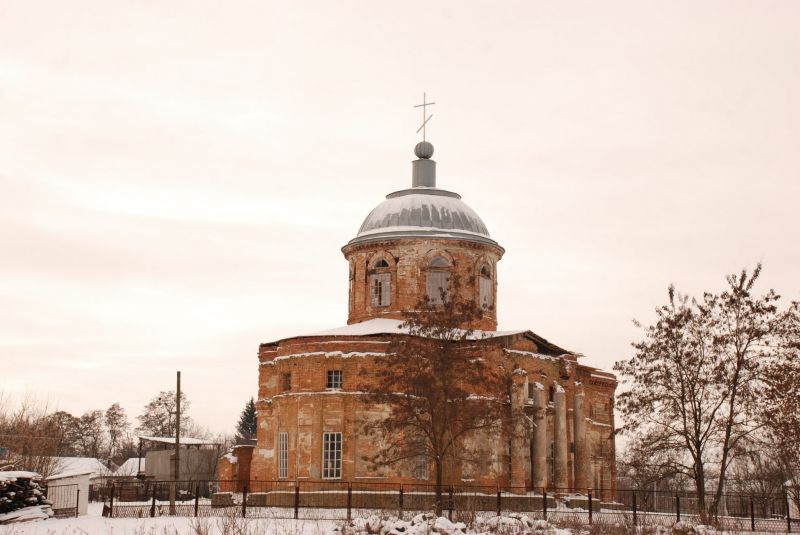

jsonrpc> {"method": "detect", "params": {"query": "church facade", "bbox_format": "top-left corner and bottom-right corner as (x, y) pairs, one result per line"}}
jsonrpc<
(230, 140), (617, 493)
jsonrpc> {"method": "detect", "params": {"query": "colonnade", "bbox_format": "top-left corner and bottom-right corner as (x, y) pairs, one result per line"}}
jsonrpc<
(511, 373), (590, 493)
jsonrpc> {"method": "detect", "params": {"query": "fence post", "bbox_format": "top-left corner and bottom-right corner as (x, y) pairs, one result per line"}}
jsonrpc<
(676, 494), (681, 523)
(347, 483), (352, 521)
(294, 484), (299, 520)
(786, 490), (792, 533)
(109, 483), (115, 518)
(194, 483), (200, 517)
(750, 496), (755, 532)
(150, 484), (157, 518)
(543, 489), (548, 520)
(448, 486), (453, 521)
(587, 489), (593, 525)
(242, 483), (248, 518)
(496, 488), (501, 516)
(632, 491), (638, 526)
(75, 488), (80, 518)
(399, 485), (404, 516)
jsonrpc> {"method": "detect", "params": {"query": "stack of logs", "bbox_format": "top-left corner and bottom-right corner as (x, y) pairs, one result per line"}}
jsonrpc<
(0, 471), (51, 515)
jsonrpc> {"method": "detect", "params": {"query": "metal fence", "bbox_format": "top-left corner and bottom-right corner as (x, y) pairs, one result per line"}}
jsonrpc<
(101, 480), (798, 532)
(44, 483), (79, 518)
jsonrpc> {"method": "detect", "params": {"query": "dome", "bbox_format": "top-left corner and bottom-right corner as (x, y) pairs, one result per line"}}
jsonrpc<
(347, 188), (501, 248)
(344, 140), (503, 250)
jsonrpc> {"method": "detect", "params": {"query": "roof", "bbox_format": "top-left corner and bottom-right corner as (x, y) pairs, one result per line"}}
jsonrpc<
(46, 457), (111, 480)
(347, 187), (502, 249)
(264, 318), (572, 355)
(139, 436), (219, 446)
(115, 458), (145, 477)
(307, 318), (524, 339)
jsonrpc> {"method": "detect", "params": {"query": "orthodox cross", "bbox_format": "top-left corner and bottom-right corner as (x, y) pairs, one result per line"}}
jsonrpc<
(414, 92), (435, 141)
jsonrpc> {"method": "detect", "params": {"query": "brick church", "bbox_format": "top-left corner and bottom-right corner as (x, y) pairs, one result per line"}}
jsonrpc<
(222, 136), (617, 493)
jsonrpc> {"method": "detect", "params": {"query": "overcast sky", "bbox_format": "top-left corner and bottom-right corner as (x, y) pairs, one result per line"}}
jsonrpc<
(1, 1), (798, 436)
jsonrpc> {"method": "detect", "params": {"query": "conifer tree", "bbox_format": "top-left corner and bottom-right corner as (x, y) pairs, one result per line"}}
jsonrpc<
(235, 398), (257, 443)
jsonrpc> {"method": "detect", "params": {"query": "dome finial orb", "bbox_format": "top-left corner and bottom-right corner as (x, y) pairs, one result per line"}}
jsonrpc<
(415, 141), (434, 159)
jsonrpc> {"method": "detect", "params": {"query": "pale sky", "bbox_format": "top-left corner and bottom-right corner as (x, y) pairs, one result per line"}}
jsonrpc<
(1, 1), (798, 436)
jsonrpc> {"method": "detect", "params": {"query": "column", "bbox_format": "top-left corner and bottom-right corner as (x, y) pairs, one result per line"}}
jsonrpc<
(509, 372), (527, 489)
(531, 383), (547, 490)
(553, 385), (569, 491)
(573, 387), (589, 492)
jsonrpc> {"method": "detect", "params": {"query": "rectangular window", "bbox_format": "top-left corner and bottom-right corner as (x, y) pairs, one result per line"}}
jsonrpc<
(479, 275), (492, 309)
(414, 455), (428, 480)
(370, 273), (391, 307)
(326, 370), (343, 390)
(322, 432), (342, 479)
(282, 373), (292, 392)
(426, 271), (450, 304)
(527, 382), (535, 399)
(413, 434), (427, 479)
(278, 432), (288, 478)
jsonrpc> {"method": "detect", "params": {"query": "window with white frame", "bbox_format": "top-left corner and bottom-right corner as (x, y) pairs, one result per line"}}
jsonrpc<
(326, 370), (343, 390)
(278, 432), (288, 478)
(479, 265), (492, 309)
(413, 434), (428, 480)
(370, 273), (391, 307)
(426, 256), (450, 304)
(322, 432), (343, 479)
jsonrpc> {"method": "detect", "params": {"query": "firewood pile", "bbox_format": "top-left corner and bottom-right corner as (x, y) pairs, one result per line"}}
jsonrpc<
(0, 471), (53, 522)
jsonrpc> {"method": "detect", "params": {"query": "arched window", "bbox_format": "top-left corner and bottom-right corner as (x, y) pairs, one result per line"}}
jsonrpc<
(348, 261), (355, 314)
(426, 256), (450, 304)
(479, 265), (492, 309)
(369, 257), (391, 307)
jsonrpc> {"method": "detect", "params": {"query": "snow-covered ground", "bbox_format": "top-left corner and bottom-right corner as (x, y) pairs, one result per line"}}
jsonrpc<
(0, 502), (791, 535)
(0, 503), (337, 535)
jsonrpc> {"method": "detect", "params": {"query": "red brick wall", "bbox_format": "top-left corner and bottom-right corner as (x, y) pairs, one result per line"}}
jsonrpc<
(251, 331), (617, 490)
(342, 238), (503, 330)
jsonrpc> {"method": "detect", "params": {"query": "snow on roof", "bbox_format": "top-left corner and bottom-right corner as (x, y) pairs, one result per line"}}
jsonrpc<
(304, 318), (526, 339)
(115, 458), (145, 477)
(139, 436), (218, 446)
(47, 457), (111, 480)
(0, 471), (40, 482)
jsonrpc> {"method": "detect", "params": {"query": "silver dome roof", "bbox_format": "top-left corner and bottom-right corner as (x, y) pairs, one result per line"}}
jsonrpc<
(345, 141), (502, 249)
(348, 187), (501, 248)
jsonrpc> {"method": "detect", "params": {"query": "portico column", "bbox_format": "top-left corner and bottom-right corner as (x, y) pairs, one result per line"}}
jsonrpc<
(553, 385), (569, 491)
(573, 387), (589, 492)
(509, 372), (527, 489)
(531, 383), (547, 490)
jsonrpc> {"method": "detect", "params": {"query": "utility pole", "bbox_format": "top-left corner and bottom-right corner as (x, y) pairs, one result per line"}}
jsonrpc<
(169, 371), (181, 515)
(175, 371), (181, 481)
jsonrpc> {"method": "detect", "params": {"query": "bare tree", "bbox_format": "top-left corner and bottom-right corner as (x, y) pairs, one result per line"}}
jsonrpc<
(105, 402), (130, 461)
(358, 277), (511, 515)
(0, 394), (67, 478)
(615, 265), (781, 517)
(74, 410), (106, 458)
(761, 301), (800, 510)
(136, 390), (190, 437)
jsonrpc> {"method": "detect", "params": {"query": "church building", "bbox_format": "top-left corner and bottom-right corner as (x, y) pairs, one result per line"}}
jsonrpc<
(224, 132), (617, 494)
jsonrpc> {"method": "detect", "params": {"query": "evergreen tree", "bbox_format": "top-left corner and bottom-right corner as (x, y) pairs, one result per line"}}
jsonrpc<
(235, 398), (257, 443)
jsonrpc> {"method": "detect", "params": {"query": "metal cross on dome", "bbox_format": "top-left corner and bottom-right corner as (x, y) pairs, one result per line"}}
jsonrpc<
(414, 92), (435, 142)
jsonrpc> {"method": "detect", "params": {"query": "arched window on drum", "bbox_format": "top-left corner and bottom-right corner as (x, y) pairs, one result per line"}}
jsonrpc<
(426, 256), (451, 304)
(479, 264), (493, 309)
(369, 258), (391, 307)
